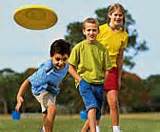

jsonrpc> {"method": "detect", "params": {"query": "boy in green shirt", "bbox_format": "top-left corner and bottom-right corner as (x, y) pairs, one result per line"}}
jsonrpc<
(68, 18), (111, 132)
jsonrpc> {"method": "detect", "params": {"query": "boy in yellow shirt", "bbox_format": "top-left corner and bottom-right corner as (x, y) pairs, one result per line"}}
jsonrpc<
(68, 18), (111, 132)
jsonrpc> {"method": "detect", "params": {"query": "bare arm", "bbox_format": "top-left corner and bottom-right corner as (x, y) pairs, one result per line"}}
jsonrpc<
(15, 79), (30, 111)
(104, 70), (109, 83)
(117, 47), (124, 89)
(69, 64), (81, 83)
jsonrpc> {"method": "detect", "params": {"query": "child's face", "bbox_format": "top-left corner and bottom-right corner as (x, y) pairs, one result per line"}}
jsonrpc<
(51, 53), (69, 70)
(83, 22), (99, 43)
(109, 9), (124, 28)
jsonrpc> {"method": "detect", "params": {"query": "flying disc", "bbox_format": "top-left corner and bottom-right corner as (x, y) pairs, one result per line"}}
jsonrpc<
(13, 5), (58, 30)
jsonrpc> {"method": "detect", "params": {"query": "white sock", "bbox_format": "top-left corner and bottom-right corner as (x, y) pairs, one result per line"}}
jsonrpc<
(96, 125), (100, 132)
(113, 126), (120, 132)
(42, 126), (45, 132)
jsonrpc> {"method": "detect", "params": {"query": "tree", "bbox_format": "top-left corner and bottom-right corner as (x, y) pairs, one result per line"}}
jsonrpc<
(65, 7), (149, 69)
(120, 71), (150, 112)
(143, 75), (160, 111)
(0, 69), (21, 113)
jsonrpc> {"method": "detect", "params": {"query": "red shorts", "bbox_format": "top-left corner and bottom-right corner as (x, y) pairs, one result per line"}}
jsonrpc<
(104, 67), (118, 92)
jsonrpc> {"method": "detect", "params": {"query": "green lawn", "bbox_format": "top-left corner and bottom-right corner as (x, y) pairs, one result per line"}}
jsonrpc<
(0, 113), (160, 132)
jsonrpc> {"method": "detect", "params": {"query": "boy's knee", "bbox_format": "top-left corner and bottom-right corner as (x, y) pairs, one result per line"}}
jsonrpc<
(48, 105), (56, 113)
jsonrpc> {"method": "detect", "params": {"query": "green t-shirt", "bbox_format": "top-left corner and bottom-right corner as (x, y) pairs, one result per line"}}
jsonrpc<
(68, 40), (111, 84)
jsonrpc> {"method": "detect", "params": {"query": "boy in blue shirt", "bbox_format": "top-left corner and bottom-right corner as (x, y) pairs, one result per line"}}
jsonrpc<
(15, 39), (70, 132)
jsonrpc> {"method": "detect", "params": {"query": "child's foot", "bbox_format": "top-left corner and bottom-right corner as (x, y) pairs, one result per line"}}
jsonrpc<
(39, 126), (45, 132)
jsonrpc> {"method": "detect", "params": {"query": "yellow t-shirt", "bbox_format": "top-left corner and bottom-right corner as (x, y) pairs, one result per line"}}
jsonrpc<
(97, 23), (128, 67)
(68, 40), (111, 84)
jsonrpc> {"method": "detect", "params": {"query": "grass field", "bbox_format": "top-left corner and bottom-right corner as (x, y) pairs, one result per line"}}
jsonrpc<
(0, 113), (160, 132)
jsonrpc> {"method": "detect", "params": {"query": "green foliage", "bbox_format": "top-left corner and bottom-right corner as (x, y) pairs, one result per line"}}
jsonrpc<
(0, 68), (40, 113)
(144, 75), (160, 98)
(65, 22), (85, 46)
(95, 8), (108, 25)
(143, 75), (160, 111)
(0, 71), (22, 113)
(120, 71), (150, 112)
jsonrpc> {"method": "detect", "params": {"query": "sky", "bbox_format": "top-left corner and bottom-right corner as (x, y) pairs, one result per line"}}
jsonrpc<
(0, 0), (160, 79)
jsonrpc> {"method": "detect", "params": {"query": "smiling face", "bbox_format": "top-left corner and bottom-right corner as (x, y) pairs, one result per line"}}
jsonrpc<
(83, 22), (99, 43)
(109, 10), (124, 27)
(109, 9), (124, 29)
(51, 53), (69, 70)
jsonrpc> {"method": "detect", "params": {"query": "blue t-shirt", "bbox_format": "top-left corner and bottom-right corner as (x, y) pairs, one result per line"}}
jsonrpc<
(28, 59), (69, 96)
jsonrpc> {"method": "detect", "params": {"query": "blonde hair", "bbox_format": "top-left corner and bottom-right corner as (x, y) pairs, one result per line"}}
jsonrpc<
(107, 3), (125, 26)
(82, 17), (99, 30)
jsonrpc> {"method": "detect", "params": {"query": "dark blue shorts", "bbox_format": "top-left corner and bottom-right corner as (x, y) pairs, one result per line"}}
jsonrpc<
(79, 79), (103, 120)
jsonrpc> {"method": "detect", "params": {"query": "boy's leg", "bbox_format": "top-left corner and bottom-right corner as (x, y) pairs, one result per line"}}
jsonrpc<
(81, 84), (103, 132)
(94, 84), (104, 132)
(81, 110), (97, 132)
(88, 108), (96, 132)
(43, 104), (56, 132)
(34, 91), (56, 132)
(81, 119), (100, 132)
(79, 80), (97, 132)
(41, 113), (47, 132)
(81, 120), (89, 132)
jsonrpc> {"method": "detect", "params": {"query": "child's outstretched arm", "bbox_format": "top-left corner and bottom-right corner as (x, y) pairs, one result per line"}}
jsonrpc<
(69, 64), (81, 82)
(15, 79), (30, 111)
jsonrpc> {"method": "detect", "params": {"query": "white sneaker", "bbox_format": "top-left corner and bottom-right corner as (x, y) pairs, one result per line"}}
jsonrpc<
(113, 126), (120, 132)
(40, 126), (45, 132)
(96, 126), (100, 132)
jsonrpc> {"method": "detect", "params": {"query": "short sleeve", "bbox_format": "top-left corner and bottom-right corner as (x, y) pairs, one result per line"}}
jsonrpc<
(104, 49), (112, 70)
(27, 60), (52, 87)
(122, 32), (128, 49)
(68, 45), (80, 67)
(39, 60), (53, 72)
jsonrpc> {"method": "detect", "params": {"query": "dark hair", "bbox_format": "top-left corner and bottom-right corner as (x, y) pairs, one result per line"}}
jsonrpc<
(82, 17), (99, 30)
(50, 39), (71, 57)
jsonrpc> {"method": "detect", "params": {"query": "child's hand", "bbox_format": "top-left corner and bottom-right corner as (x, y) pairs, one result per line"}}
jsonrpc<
(15, 96), (24, 112)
